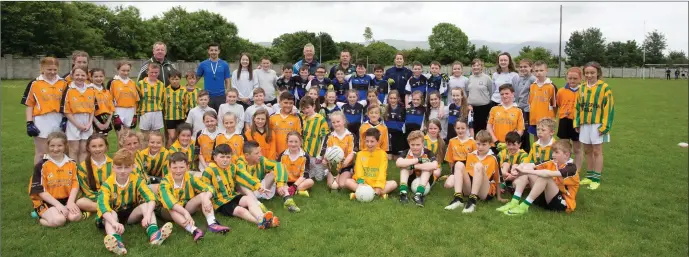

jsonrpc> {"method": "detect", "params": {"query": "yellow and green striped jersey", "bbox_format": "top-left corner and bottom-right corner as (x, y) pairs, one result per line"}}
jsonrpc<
(526, 138), (555, 165)
(135, 148), (170, 179)
(169, 140), (196, 170)
(77, 157), (113, 201)
(302, 113), (329, 158)
(163, 86), (188, 120)
(242, 155), (289, 188)
(185, 87), (200, 112)
(158, 171), (214, 210)
(423, 135), (439, 155)
(497, 149), (528, 167)
(97, 173), (156, 218)
(201, 162), (260, 209)
(574, 80), (615, 134)
(136, 79), (165, 114)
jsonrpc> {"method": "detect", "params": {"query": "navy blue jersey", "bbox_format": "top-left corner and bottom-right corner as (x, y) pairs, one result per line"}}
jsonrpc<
(427, 73), (449, 97)
(405, 75), (430, 103)
(310, 78), (333, 98)
(405, 106), (425, 132)
(342, 102), (364, 126)
(447, 103), (466, 128)
(332, 79), (348, 103)
(349, 75), (374, 102)
(385, 67), (413, 98)
(293, 76), (309, 100)
(320, 104), (342, 129)
(372, 77), (391, 103)
(276, 77), (295, 93)
(385, 104), (405, 132)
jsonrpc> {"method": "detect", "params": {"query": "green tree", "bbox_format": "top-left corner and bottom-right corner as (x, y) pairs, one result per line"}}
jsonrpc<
(475, 45), (491, 63)
(643, 30), (667, 64)
(565, 28), (606, 66)
(403, 47), (434, 64)
(666, 50), (688, 65)
(605, 40), (643, 67)
(272, 31), (318, 63)
(428, 23), (472, 64)
(154, 7), (238, 61)
(365, 41), (398, 66)
(316, 32), (338, 63)
(363, 27), (374, 44)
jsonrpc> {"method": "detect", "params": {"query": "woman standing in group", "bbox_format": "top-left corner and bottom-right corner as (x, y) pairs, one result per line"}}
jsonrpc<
(385, 53), (413, 105)
(490, 52), (520, 106)
(465, 59), (493, 133)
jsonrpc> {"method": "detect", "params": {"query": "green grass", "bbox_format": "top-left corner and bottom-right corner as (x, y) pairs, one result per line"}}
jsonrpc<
(2, 78), (688, 257)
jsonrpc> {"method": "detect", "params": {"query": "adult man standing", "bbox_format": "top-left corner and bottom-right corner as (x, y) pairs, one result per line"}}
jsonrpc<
(292, 43), (320, 76)
(196, 43), (232, 111)
(137, 41), (177, 86)
(328, 49), (356, 80)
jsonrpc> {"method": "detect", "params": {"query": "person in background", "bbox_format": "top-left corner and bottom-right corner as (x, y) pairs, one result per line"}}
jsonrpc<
(329, 49), (356, 80)
(292, 43), (320, 76)
(385, 52), (413, 104)
(491, 52), (520, 106)
(137, 41), (176, 87)
(255, 56), (279, 106)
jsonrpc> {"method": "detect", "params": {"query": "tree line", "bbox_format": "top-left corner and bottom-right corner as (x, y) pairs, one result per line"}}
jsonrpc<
(2, 2), (687, 67)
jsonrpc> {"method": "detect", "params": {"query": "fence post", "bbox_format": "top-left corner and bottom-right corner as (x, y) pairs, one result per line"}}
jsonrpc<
(5, 54), (13, 79)
(178, 60), (185, 73)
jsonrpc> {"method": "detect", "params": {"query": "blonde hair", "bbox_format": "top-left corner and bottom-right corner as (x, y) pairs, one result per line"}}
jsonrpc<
(426, 119), (446, 162)
(552, 140), (572, 154)
(40, 57), (59, 68)
(46, 132), (68, 154)
(112, 149), (135, 166)
(223, 112), (238, 123)
(329, 111), (348, 127)
(475, 130), (492, 143)
(537, 117), (556, 132)
(407, 130), (425, 143)
(118, 128), (143, 149)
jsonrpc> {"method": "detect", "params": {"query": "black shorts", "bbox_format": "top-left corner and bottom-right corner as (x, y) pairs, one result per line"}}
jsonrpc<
(164, 119), (185, 130)
(467, 173), (495, 200)
(533, 192), (567, 211)
(557, 118), (579, 141)
(216, 195), (244, 216)
(36, 198), (68, 216)
(387, 129), (406, 154)
(408, 172), (436, 187)
(266, 99), (278, 105)
(339, 165), (354, 174)
(450, 160), (467, 173)
(148, 176), (162, 184)
(96, 208), (134, 229)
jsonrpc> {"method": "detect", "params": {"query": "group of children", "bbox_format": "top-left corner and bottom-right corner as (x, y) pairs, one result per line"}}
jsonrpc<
(23, 51), (614, 255)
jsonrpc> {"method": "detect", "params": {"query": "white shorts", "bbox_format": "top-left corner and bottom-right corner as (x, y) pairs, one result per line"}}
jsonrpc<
(66, 113), (93, 141)
(114, 107), (136, 127)
(139, 111), (163, 131)
(254, 178), (276, 200)
(578, 124), (610, 145)
(34, 112), (63, 138)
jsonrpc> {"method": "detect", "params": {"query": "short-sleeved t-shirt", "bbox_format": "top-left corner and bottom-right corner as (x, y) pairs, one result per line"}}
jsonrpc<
(197, 59), (231, 97)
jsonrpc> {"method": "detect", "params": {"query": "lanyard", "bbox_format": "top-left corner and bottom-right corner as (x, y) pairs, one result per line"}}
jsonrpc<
(210, 59), (219, 79)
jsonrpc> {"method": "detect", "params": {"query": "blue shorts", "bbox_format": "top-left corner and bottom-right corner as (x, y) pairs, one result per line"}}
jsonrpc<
(528, 125), (538, 135)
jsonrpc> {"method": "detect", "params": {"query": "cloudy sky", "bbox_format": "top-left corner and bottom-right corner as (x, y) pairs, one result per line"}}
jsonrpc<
(106, 1), (688, 53)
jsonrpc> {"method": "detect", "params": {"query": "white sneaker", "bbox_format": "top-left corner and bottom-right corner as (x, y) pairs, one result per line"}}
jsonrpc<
(444, 200), (464, 210)
(462, 202), (476, 213)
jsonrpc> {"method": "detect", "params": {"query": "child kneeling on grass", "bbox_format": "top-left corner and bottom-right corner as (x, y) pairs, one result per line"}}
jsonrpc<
(444, 130), (503, 213)
(159, 152), (230, 242)
(496, 140), (579, 215)
(396, 130), (439, 207)
(202, 144), (279, 229)
(345, 128), (397, 200)
(97, 149), (173, 256)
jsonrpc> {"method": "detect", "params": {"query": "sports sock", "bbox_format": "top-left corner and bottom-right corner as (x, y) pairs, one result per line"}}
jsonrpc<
(146, 224), (159, 237)
(524, 197), (534, 206)
(400, 183), (408, 194)
(453, 192), (464, 199)
(206, 213), (216, 225)
(468, 194), (478, 204)
(591, 172), (601, 183)
(416, 186), (425, 195)
(185, 224), (198, 234)
(586, 171), (594, 179)
(112, 234), (123, 242)
(511, 194), (521, 203)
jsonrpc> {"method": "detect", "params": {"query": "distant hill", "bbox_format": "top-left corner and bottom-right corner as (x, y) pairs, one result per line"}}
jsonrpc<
(256, 39), (566, 57)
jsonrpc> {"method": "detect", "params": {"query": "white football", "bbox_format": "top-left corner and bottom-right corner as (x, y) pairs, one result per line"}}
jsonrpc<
(325, 146), (345, 163)
(411, 178), (431, 196)
(355, 185), (375, 202)
(679, 142), (688, 148)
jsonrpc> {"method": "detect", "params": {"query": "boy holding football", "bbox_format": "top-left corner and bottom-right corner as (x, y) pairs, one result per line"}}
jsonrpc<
(345, 128), (397, 199)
